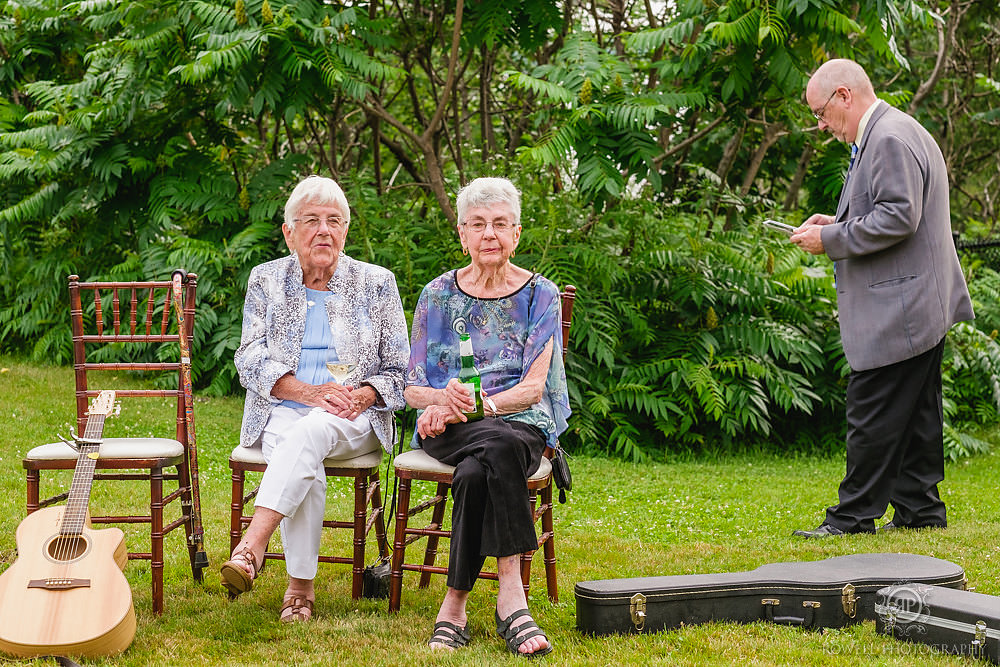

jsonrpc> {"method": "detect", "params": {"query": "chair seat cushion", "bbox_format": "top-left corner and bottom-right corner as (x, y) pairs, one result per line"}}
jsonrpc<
(26, 437), (185, 461)
(230, 444), (384, 470)
(394, 448), (552, 482)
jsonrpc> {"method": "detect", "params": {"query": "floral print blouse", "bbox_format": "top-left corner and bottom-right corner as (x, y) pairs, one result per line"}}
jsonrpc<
(407, 270), (570, 446)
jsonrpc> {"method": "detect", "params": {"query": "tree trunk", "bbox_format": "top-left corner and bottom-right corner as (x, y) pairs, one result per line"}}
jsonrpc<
(479, 43), (496, 158)
(370, 113), (383, 195)
(716, 123), (745, 183)
(909, 2), (968, 114)
(609, 0), (626, 56)
(741, 122), (786, 196)
(363, 0), (465, 222)
(783, 143), (814, 211)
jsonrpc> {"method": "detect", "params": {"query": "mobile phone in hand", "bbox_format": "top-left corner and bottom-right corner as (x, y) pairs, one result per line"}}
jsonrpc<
(762, 219), (796, 236)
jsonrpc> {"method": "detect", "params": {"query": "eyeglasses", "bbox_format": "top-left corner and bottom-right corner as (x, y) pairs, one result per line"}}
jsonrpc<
(812, 89), (845, 122)
(461, 220), (517, 234)
(294, 216), (347, 231)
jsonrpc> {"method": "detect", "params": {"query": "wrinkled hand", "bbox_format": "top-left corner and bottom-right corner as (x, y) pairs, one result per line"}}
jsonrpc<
(416, 404), (465, 439)
(790, 213), (832, 255)
(801, 213), (834, 227)
(442, 377), (476, 414)
(299, 381), (353, 412)
(298, 382), (374, 421)
(415, 379), (479, 439)
(339, 385), (377, 421)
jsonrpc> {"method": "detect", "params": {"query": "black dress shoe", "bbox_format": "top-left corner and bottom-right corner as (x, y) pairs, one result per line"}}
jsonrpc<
(878, 520), (945, 532)
(792, 523), (845, 538)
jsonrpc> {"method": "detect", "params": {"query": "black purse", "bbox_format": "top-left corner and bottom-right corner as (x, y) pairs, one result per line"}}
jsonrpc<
(551, 446), (572, 504)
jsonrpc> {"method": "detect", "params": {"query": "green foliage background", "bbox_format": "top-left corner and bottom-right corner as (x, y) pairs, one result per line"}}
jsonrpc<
(2, 0), (1000, 460)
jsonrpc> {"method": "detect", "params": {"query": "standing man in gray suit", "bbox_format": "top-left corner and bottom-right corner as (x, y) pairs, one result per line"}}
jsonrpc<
(789, 58), (974, 538)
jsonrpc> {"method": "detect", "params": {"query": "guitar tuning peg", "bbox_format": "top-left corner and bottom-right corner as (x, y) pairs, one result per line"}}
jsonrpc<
(113, 402), (122, 417)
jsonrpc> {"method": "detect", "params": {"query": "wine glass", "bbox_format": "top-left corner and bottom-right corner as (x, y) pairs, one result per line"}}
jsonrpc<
(325, 347), (357, 385)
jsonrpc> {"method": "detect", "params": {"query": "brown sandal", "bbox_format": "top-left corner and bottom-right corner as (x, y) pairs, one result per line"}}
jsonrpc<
(279, 596), (314, 623)
(220, 546), (264, 597)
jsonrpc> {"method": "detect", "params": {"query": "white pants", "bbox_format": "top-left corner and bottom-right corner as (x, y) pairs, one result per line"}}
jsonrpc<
(256, 405), (381, 579)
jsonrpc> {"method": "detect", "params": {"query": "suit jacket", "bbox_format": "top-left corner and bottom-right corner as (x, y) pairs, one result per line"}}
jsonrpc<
(235, 253), (410, 452)
(820, 102), (973, 372)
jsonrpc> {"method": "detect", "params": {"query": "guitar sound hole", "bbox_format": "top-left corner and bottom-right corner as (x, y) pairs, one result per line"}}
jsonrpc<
(47, 535), (88, 562)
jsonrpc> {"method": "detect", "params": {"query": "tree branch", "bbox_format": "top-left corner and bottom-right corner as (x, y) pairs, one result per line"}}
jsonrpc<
(654, 112), (727, 165)
(421, 0), (464, 144)
(909, 3), (967, 113)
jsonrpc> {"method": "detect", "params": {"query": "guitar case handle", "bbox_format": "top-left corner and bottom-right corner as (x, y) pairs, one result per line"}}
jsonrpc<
(761, 598), (820, 628)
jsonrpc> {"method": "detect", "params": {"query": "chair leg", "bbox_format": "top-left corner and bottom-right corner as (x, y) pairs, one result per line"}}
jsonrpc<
(540, 484), (558, 603)
(26, 469), (40, 515)
(230, 467), (246, 558)
(389, 477), (413, 613)
(150, 466), (165, 615)
(369, 470), (389, 560)
(351, 473), (368, 600)
(520, 489), (539, 595)
(418, 482), (450, 589)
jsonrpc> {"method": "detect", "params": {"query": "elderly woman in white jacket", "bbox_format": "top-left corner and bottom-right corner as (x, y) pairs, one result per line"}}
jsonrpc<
(221, 175), (409, 623)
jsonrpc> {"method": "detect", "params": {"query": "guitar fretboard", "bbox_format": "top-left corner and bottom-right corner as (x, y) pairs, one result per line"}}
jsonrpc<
(59, 413), (107, 537)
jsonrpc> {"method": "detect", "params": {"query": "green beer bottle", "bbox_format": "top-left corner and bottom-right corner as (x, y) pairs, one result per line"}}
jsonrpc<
(457, 333), (484, 421)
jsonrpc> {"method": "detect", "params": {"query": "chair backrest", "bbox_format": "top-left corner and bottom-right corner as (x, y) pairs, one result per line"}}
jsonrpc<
(68, 274), (197, 443)
(560, 285), (576, 361)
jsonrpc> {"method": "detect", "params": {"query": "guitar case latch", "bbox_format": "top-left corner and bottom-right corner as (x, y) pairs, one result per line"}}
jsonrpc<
(630, 593), (646, 631)
(842, 583), (857, 618)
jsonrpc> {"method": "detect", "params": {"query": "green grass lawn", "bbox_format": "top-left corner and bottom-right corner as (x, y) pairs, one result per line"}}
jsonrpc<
(0, 355), (995, 666)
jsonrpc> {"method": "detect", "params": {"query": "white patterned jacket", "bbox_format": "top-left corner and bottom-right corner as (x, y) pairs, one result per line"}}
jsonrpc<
(235, 253), (410, 452)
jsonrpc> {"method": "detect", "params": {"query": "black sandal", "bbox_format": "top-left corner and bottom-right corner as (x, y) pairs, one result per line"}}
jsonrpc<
(495, 608), (553, 658)
(427, 620), (471, 650)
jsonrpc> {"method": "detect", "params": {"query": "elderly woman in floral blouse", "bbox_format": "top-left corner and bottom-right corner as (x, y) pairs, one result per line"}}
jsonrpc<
(221, 175), (409, 623)
(406, 177), (569, 657)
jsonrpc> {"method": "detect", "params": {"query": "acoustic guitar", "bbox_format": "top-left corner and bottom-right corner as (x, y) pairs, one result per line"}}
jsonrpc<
(0, 391), (137, 658)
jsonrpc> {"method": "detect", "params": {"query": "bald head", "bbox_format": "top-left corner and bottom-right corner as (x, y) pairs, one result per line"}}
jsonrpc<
(806, 59), (879, 144)
(807, 59), (877, 104)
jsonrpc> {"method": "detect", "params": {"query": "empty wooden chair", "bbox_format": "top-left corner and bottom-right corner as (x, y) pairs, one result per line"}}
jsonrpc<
(23, 274), (206, 615)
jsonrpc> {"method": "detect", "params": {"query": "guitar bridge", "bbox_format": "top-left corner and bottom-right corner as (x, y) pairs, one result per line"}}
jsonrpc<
(28, 578), (92, 591)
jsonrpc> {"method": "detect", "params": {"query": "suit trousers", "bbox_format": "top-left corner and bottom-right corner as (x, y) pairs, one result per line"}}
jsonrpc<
(256, 405), (381, 579)
(419, 418), (546, 591)
(825, 338), (948, 533)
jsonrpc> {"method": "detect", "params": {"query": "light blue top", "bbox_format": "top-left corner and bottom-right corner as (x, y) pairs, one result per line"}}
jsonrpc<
(281, 287), (338, 409)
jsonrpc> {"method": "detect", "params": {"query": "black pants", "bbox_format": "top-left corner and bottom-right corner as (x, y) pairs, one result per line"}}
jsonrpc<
(825, 338), (948, 533)
(420, 418), (546, 591)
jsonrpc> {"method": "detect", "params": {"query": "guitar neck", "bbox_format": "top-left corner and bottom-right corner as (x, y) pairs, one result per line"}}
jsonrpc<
(60, 412), (107, 537)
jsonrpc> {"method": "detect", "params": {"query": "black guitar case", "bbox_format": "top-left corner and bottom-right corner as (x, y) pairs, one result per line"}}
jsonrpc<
(575, 553), (966, 636)
(876, 584), (1000, 663)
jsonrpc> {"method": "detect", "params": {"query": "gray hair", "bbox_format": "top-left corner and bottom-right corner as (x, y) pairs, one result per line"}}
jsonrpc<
(283, 175), (351, 229)
(810, 59), (875, 98)
(456, 177), (521, 226)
